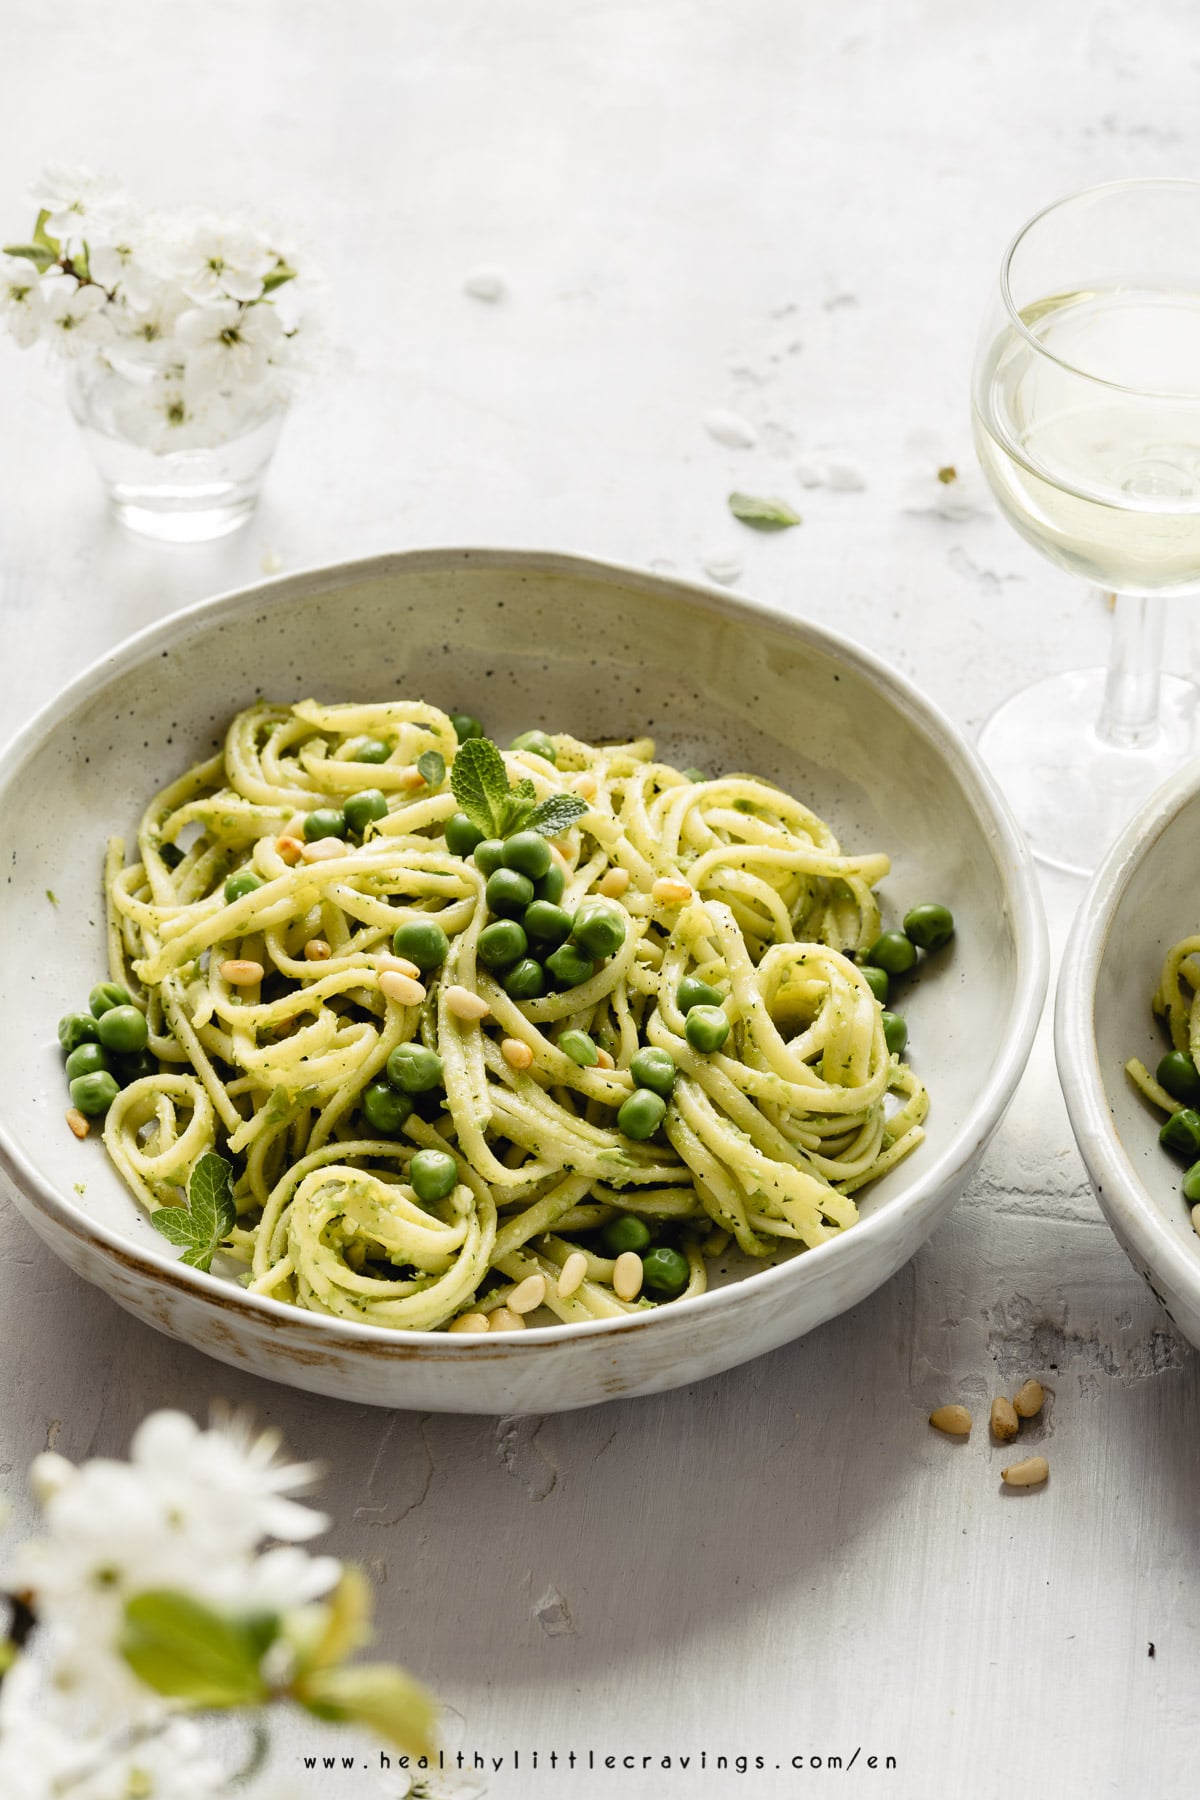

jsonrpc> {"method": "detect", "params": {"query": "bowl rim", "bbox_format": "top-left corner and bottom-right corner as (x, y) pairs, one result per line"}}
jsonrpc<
(1055, 757), (1200, 1309)
(0, 546), (1049, 1349)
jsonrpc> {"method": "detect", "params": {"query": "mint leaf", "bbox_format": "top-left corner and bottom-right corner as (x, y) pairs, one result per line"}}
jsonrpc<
(496, 777), (537, 835)
(3, 242), (56, 272)
(450, 736), (512, 837)
(417, 749), (445, 788)
(120, 1590), (273, 1708)
(150, 1151), (236, 1271)
(526, 794), (588, 837)
(728, 492), (801, 530)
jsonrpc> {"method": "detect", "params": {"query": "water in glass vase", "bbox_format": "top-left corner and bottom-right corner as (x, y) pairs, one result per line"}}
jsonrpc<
(973, 287), (1200, 596)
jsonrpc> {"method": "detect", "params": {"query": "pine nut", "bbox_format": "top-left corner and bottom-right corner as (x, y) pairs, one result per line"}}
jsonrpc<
(556, 1250), (588, 1298)
(501, 1037), (534, 1070)
(448, 1312), (490, 1334)
(929, 1404), (972, 1436)
(378, 952), (422, 978)
(1013, 1378), (1045, 1418)
(304, 938), (332, 962)
(301, 837), (347, 862)
(652, 877), (693, 906)
(598, 866), (630, 898)
(594, 1047), (615, 1069)
(220, 959), (264, 986)
(613, 1250), (644, 1301)
(445, 984), (490, 1021)
(276, 835), (305, 865)
(379, 970), (426, 1006)
(488, 1306), (526, 1332)
(1001, 1456), (1049, 1487)
(990, 1397), (1019, 1442)
(508, 1273), (547, 1315)
(65, 1108), (90, 1140)
(574, 773), (598, 800)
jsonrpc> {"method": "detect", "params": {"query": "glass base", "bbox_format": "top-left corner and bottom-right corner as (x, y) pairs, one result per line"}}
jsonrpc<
(978, 668), (1200, 877)
(112, 492), (259, 543)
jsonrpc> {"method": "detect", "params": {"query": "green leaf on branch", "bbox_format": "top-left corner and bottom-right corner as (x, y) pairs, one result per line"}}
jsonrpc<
(294, 1660), (437, 1757)
(262, 262), (298, 294)
(417, 749), (446, 788)
(2, 242), (56, 272)
(119, 1590), (274, 1708)
(525, 793), (588, 837)
(150, 1150), (236, 1271)
(32, 210), (59, 256)
(728, 491), (802, 530)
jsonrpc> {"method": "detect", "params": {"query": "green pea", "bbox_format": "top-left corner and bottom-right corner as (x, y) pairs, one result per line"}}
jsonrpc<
(523, 900), (573, 946)
(89, 982), (131, 1019)
(224, 870), (263, 903)
(865, 931), (918, 977)
(386, 1042), (444, 1093)
(65, 1042), (110, 1080)
(1182, 1161), (1200, 1203)
(861, 965), (889, 1005)
(474, 839), (507, 877)
(641, 1245), (690, 1297)
(303, 808), (347, 842)
(571, 899), (627, 960)
(354, 738), (393, 764)
(903, 903), (955, 953)
(59, 1012), (100, 1054)
(343, 789), (389, 836)
(361, 1078), (414, 1136)
(545, 943), (595, 987)
(882, 1011), (908, 1057)
(97, 1005), (149, 1054)
(630, 1046), (676, 1098)
(445, 812), (486, 857)
(1157, 1051), (1200, 1108)
(391, 919), (450, 970)
(112, 1050), (156, 1085)
(559, 1029), (599, 1067)
(69, 1071), (120, 1117)
(677, 975), (723, 1014)
(601, 1213), (652, 1254)
(409, 1147), (459, 1203)
(510, 729), (557, 764)
(535, 862), (566, 905)
(684, 1005), (730, 1053)
(486, 868), (535, 917)
(478, 919), (529, 970)
(502, 831), (553, 880)
(617, 1088), (667, 1139)
(504, 958), (546, 1000)
(451, 713), (483, 743)
(1160, 1107), (1200, 1160)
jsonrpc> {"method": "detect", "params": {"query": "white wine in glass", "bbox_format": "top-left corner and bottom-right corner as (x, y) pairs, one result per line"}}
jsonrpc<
(971, 181), (1200, 876)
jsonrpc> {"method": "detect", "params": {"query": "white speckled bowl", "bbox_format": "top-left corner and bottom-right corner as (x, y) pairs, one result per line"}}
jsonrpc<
(0, 550), (1046, 1412)
(1057, 764), (1200, 1349)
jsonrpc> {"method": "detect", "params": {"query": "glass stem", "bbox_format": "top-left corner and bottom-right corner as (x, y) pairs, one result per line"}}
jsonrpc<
(1096, 592), (1165, 749)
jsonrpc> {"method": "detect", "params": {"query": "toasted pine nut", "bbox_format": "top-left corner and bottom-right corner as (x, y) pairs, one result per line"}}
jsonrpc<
(275, 835), (305, 865)
(1013, 1378), (1045, 1418)
(379, 970), (426, 1006)
(397, 766), (427, 791)
(574, 773), (598, 800)
(501, 1037), (534, 1070)
(613, 1250), (644, 1301)
(65, 1108), (90, 1140)
(488, 1306), (526, 1332)
(594, 1047), (615, 1069)
(301, 837), (347, 862)
(220, 959), (264, 986)
(990, 1397), (1019, 1442)
(556, 1250), (588, 1299)
(598, 866), (630, 898)
(378, 952), (422, 978)
(1001, 1456), (1049, 1487)
(445, 984), (490, 1021)
(508, 1273), (547, 1315)
(448, 1312), (490, 1334)
(929, 1404), (972, 1436)
(652, 877), (693, 906)
(304, 938), (332, 962)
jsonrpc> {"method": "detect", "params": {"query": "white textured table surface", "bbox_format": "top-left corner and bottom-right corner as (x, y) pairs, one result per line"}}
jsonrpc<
(2, 3), (1199, 1794)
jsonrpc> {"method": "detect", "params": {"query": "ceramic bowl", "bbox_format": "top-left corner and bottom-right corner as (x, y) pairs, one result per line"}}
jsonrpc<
(0, 550), (1047, 1411)
(1057, 763), (1200, 1348)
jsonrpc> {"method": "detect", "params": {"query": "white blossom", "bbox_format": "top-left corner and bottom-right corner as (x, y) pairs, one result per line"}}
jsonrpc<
(176, 298), (283, 394)
(0, 255), (46, 349)
(88, 205), (165, 310)
(30, 163), (125, 254)
(900, 429), (990, 520)
(107, 280), (191, 370)
(171, 214), (277, 304)
(44, 279), (114, 357)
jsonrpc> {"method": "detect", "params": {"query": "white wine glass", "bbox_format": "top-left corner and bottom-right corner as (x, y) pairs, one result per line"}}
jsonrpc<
(971, 178), (1200, 876)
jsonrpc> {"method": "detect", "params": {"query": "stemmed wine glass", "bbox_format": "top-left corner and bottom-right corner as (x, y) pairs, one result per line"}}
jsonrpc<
(971, 179), (1200, 876)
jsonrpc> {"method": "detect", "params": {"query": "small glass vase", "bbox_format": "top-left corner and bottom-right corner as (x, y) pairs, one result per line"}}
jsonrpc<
(67, 358), (285, 543)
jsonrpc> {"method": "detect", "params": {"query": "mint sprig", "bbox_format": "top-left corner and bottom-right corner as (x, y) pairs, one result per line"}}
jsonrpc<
(150, 1151), (236, 1271)
(450, 737), (587, 840)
